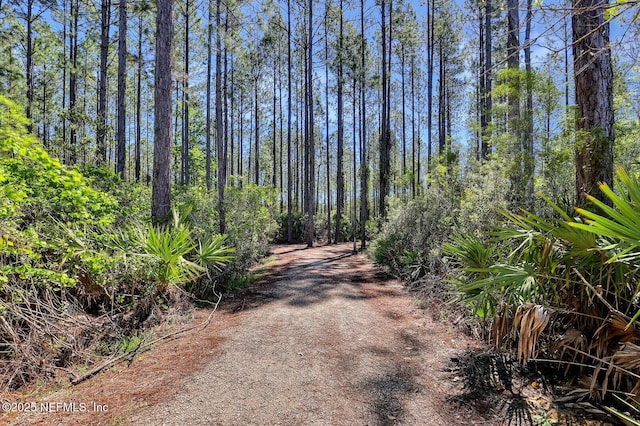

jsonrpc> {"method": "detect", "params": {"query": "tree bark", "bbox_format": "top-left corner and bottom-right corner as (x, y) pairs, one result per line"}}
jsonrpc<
(254, 76), (260, 185)
(507, 0), (521, 203)
(426, 0), (434, 167)
(324, 4), (332, 244)
(206, 0), (213, 190)
(359, 0), (367, 249)
(181, 0), (190, 185)
(401, 46), (406, 175)
(523, 0), (534, 207)
(135, 13), (142, 182)
(379, 0), (390, 222)
(410, 53), (416, 197)
(482, 0), (493, 159)
(306, 0), (315, 247)
(287, 0), (293, 242)
(25, 0), (34, 133)
(216, 0), (226, 233)
(152, 0), (174, 222)
(116, 0), (127, 179)
(336, 0), (345, 242)
(572, 0), (614, 205)
(69, 0), (79, 164)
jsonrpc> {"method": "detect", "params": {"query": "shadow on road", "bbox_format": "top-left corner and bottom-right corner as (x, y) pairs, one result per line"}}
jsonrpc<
(219, 243), (401, 314)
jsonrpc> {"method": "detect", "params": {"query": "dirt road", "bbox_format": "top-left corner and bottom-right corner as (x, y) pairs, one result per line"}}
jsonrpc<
(4, 243), (482, 425)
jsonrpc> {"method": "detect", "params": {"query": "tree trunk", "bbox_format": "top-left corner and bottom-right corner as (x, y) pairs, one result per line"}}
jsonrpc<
(223, 12), (229, 188)
(353, 76), (357, 253)
(324, 4), (332, 244)
(401, 46), (406, 175)
(523, 0), (534, 207)
(116, 0), (127, 179)
(379, 0), (390, 222)
(216, 0), (226, 233)
(69, 0), (79, 165)
(62, 0), (67, 163)
(287, 0), (293, 242)
(254, 77), (260, 185)
(426, 0), (434, 167)
(572, 0), (614, 205)
(410, 53), (416, 197)
(206, 0), (213, 190)
(438, 42), (445, 156)
(272, 57), (277, 188)
(478, 0), (485, 160)
(359, 0), (367, 249)
(482, 0), (493, 159)
(279, 53), (284, 212)
(152, 0), (174, 222)
(25, 0), (34, 133)
(181, 0), (190, 186)
(230, 59), (235, 178)
(507, 0), (520, 203)
(336, 0), (344, 242)
(135, 13), (142, 182)
(306, 0), (315, 247)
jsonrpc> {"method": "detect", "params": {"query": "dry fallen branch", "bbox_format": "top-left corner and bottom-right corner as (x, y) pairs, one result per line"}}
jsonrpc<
(71, 292), (222, 385)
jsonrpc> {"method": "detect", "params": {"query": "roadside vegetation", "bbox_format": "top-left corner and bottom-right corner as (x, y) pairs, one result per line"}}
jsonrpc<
(0, 97), (277, 390)
(371, 155), (640, 422)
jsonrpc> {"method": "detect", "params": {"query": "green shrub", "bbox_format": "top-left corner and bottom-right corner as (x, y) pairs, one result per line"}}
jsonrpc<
(445, 170), (640, 413)
(372, 187), (459, 279)
(224, 184), (278, 266)
(275, 210), (306, 242)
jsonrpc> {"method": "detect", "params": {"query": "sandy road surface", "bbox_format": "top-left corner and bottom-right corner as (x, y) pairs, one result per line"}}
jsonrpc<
(3, 243), (481, 425)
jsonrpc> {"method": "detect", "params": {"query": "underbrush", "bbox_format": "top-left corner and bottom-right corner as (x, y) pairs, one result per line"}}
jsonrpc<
(444, 171), (640, 423)
(371, 156), (640, 422)
(0, 97), (273, 390)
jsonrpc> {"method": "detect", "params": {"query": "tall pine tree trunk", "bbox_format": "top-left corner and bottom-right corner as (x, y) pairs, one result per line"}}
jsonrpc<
(426, 0), (434, 167)
(69, 0), (79, 164)
(97, 0), (110, 164)
(152, 0), (174, 221)
(116, 0), (127, 179)
(206, 0), (213, 190)
(410, 54), (416, 197)
(25, 0), (34, 132)
(336, 0), (344, 242)
(181, 0), (190, 185)
(359, 0), (367, 249)
(324, 5), (332, 243)
(379, 0), (390, 221)
(135, 13), (142, 182)
(287, 0), (293, 242)
(523, 0), (534, 207)
(482, 0), (493, 159)
(216, 0), (226, 232)
(306, 0), (315, 247)
(507, 0), (521, 203)
(572, 0), (614, 205)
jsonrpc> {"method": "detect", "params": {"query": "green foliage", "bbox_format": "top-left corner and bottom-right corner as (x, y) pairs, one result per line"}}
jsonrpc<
(119, 335), (143, 354)
(224, 184), (278, 271)
(445, 169), (640, 412)
(275, 210), (307, 243)
(459, 156), (511, 233)
(0, 97), (117, 225)
(194, 234), (236, 272)
(0, 96), (119, 292)
(175, 183), (277, 294)
(373, 186), (458, 279)
(143, 223), (202, 287)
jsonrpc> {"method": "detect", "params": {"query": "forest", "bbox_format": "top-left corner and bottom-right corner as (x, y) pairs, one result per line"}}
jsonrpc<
(2, 0), (640, 422)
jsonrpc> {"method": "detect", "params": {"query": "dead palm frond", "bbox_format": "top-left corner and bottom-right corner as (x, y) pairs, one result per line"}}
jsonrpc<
(514, 303), (550, 363)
